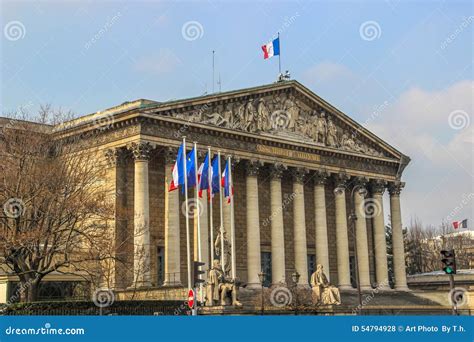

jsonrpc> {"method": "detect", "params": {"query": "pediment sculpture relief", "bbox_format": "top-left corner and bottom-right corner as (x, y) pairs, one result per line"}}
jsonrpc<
(170, 93), (385, 157)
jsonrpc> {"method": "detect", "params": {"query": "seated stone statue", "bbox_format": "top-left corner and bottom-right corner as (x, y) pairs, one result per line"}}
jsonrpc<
(310, 264), (341, 305)
(206, 260), (242, 307)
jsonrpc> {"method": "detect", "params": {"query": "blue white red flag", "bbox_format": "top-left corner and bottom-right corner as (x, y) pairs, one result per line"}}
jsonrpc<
(211, 156), (220, 198)
(262, 37), (280, 59)
(168, 143), (185, 192)
(221, 160), (234, 204)
(198, 152), (210, 198)
(186, 147), (197, 188)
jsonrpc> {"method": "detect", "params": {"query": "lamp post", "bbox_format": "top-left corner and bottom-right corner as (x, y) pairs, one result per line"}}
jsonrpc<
(348, 184), (367, 311)
(291, 271), (300, 315)
(258, 271), (266, 315)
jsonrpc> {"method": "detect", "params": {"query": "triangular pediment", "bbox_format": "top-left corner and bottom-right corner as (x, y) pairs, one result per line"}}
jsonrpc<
(152, 80), (405, 160)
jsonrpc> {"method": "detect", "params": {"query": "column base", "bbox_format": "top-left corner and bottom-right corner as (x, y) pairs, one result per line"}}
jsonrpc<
(129, 281), (152, 289)
(297, 284), (311, 290)
(394, 285), (410, 291)
(245, 283), (262, 290)
(163, 281), (182, 287)
(338, 284), (354, 291)
(360, 285), (373, 291)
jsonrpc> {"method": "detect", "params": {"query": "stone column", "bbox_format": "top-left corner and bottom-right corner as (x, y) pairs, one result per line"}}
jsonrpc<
(333, 173), (352, 290)
(270, 163), (287, 285)
(194, 192), (209, 279)
(163, 148), (181, 286)
(246, 160), (262, 288)
(293, 168), (309, 286)
(104, 148), (127, 289)
(370, 179), (389, 288)
(314, 170), (330, 279)
(128, 141), (153, 287)
(389, 181), (408, 290)
(353, 177), (372, 290)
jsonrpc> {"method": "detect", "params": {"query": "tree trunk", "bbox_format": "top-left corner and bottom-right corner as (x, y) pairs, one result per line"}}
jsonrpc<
(26, 280), (40, 302)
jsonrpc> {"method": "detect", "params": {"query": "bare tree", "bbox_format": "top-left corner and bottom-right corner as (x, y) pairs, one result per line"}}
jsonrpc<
(0, 108), (116, 302)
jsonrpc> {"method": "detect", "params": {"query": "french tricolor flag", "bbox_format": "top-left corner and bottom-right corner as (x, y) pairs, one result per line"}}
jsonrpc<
(221, 160), (234, 204)
(168, 143), (185, 192)
(261, 37), (280, 60)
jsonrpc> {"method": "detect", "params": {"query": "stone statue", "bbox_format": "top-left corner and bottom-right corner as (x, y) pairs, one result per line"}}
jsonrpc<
(326, 118), (338, 147)
(214, 229), (231, 276)
(206, 260), (242, 307)
(314, 111), (328, 144)
(256, 98), (270, 132)
(340, 133), (356, 151)
(283, 94), (299, 131)
(310, 264), (341, 305)
(221, 103), (234, 128)
(244, 100), (257, 132)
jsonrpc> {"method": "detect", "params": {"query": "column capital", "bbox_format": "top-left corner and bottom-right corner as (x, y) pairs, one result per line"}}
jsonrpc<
(104, 147), (127, 168)
(370, 179), (387, 195)
(388, 181), (405, 196)
(314, 169), (330, 185)
(128, 142), (153, 161)
(292, 167), (309, 184)
(352, 176), (369, 197)
(245, 159), (262, 177)
(334, 172), (350, 191)
(164, 146), (178, 165)
(270, 163), (287, 180)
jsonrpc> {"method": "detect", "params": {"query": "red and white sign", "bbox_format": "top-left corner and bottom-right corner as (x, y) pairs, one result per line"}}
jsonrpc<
(187, 289), (195, 309)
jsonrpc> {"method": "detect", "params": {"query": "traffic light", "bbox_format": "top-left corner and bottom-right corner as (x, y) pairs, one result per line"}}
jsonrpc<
(192, 261), (206, 287)
(440, 249), (456, 275)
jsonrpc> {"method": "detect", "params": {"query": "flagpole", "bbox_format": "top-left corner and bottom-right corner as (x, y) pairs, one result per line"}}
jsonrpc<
(217, 151), (225, 271)
(278, 32), (281, 75)
(208, 147), (214, 263)
(193, 142), (203, 303)
(228, 156), (236, 280)
(183, 137), (192, 292)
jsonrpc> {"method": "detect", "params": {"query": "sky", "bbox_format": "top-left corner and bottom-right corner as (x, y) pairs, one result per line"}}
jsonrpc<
(1, 0), (473, 228)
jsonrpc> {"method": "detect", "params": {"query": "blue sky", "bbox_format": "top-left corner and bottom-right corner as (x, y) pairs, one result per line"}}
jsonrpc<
(1, 0), (473, 227)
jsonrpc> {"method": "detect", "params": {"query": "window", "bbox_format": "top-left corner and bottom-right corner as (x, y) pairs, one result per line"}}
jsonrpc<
(260, 252), (272, 287)
(157, 247), (164, 286)
(307, 254), (316, 284)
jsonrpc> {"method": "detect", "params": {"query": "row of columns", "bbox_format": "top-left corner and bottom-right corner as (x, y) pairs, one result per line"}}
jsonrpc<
(110, 142), (408, 291)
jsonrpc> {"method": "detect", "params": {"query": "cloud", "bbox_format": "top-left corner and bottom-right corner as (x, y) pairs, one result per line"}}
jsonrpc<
(133, 48), (181, 74)
(302, 61), (356, 86)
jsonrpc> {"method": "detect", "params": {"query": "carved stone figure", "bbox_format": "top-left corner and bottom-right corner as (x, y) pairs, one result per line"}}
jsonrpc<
(244, 100), (257, 132)
(310, 264), (341, 305)
(326, 118), (338, 147)
(206, 259), (242, 307)
(283, 94), (299, 131)
(214, 229), (232, 275)
(256, 98), (270, 132)
(313, 111), (327, 144)
(340, 133), (356, 151)
(203, 104), (225, 126)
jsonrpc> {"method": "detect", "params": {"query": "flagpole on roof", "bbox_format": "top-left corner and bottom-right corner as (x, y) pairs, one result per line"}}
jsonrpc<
(278, 32), (281, 75)
(217, 151), (225, 271)
(208, 147), (214, 263)
(193, 142), (203, 301)
(183, 137), (192, 292)
(228, 155), (237, 280)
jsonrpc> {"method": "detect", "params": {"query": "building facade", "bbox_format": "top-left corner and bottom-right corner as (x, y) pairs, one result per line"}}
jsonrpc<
(54, 80), (410, 292)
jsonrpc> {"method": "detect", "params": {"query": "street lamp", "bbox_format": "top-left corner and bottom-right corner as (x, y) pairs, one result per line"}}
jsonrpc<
(291, 271), (300, 315)
(258, 271), (266, 315)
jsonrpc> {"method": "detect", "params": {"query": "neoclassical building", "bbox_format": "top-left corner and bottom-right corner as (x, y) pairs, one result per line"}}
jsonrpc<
(53, 80), (410, 293)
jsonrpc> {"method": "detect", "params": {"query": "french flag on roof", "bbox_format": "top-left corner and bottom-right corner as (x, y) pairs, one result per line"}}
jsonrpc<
(262, 37), (280, 59)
